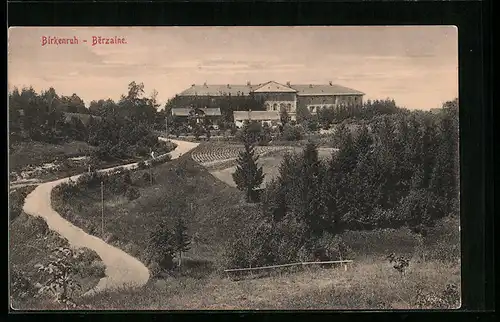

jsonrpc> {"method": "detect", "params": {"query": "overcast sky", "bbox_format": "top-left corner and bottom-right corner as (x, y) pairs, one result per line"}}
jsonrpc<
(8, 26), (457, 110)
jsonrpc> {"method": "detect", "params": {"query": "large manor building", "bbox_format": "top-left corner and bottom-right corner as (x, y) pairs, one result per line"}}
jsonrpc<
(173, 81), (364, 127)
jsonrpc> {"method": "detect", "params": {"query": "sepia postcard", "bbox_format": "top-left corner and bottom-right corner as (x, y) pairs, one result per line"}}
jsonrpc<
(8, 26), (460, 310)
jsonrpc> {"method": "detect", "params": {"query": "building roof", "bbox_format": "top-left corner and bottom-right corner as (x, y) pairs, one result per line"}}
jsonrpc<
(178, 82), (364, 97)
(291, 84), (365, 96)
(252, 81), (297, 93)
(233, 110), (280, 121)
(177, 84), (262, 96)
(171, 107), (222, 117)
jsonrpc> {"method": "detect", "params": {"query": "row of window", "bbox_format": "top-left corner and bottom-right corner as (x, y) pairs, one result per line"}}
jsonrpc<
(265, 102), (293, 112)
(305, 96), (360, 105)
(308, 105), (336, 113)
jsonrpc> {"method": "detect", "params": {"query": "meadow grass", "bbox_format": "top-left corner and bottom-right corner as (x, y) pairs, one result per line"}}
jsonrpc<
(64, 216), (460, 310)
(9, 140), (96, 171)
(76, 252), (459, 310)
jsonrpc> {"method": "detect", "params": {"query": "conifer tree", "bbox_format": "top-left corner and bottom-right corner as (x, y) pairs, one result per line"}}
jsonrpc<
(300, 142), (325, 240)
(280, 107), (291, 126)
(232, 134), (265, 202)
(172, 214), (191, 268)
(149, 221), (175, 269)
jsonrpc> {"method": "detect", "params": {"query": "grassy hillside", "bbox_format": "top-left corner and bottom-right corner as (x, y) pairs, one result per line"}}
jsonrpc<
(48, 144), (460, 310)
(52, 152), (256, 277)
(76, 216), (460, 310)
(9, 187), (105, 310)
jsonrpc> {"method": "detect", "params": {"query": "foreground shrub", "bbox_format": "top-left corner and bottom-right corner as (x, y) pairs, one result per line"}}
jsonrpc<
(223, 214), (310, 269)
(9, 186), (36, 221)
(27, 216), (50, 237)
(415, 283), (460, 309)
(10, 266), (37, 301)
(315, 233), (355, 261)
(34, 247), (86, 307)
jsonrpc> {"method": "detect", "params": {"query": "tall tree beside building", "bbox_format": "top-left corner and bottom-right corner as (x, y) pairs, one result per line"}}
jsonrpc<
(232, 136), (265, 203)
(280, 107), (291, 126)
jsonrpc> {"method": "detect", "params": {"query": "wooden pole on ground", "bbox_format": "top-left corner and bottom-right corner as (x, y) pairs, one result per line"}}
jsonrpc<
(150, 158), (153, 185)
(165, 116), (168, 137)
(101, 181), (104, 237)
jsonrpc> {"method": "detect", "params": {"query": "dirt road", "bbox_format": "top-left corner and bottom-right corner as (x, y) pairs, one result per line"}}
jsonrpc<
(21, 139), (199, 295)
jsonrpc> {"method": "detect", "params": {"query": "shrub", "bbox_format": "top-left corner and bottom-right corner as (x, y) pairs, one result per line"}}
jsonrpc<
(223, 215), (309, 269)
(27, 216), (50, 237)
(34, 247), (86, 307)
(415, 283), (460, 309)
(87, 260), (106, 278)
(135, 145), (149, 157)
(142, 172), (151, 183)
(76, 171), (101, 187)
(103, 233), (117, 243)
(76, 248), (106, 279)
(281, 124), (304, 141)
(137, 161), (147, 170)
(123, 172), (132, 185)
(306, 119), (320, 132)
(10, 266), (37, 301)
(125, 187), (141, 201)
(105, 174), (129, 195)
(316, 233), (354, 261)
(151, 154), (172, 166)
(123, 242), (141, 258)
(9, 186), (36, 222)
(77, 247), (101, 264)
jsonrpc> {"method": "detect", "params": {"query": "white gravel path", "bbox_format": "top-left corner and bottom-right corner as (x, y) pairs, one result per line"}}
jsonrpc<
(21, 139), (199, 296)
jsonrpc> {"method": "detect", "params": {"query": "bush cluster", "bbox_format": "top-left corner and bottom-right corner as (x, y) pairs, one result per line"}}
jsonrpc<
(225, 100), (459, 269)
(280, 124), (305, 141)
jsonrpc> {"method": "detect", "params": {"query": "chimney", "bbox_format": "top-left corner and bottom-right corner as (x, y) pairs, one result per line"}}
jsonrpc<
(227, 84), (231, 89)
(329, 81), (333, 86)
(247, 81), (251, 86)
(286, 81), (291, 87)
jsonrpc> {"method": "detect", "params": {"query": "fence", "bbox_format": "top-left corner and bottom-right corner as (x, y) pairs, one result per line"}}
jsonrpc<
(224, 260), (354, 276)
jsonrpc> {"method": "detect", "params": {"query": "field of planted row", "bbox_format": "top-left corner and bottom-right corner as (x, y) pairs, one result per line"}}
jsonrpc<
(191, 145), (292, 164)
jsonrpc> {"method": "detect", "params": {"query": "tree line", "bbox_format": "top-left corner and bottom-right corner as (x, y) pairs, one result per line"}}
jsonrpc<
(228, 98), (459, 268)
(9, 82), (173, 162)
(294, 98), (401, 130)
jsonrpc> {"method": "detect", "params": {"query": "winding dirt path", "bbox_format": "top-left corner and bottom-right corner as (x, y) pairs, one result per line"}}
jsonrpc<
(21, 139), (199, 295)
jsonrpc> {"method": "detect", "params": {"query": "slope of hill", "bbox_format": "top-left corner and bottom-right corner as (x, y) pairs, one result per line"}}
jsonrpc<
(51, 151), (257, 278)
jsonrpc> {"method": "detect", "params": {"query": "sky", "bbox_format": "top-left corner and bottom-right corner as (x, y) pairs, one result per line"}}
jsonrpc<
(8, 26), (458, 110)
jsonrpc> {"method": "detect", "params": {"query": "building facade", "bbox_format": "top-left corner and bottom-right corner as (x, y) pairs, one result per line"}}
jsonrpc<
(176, 81), (364, 122)
(233, 110), (281, 128)
(171, 107), (222, 125)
